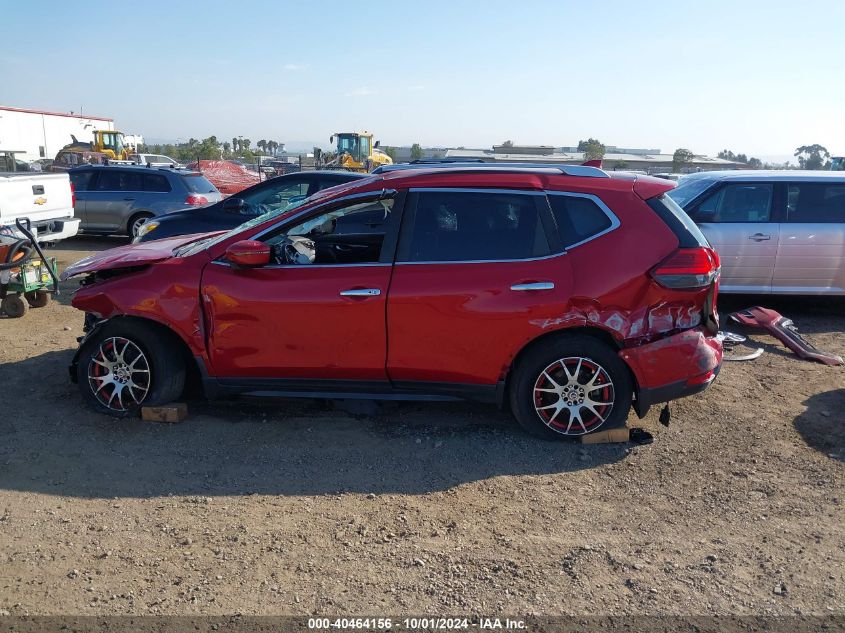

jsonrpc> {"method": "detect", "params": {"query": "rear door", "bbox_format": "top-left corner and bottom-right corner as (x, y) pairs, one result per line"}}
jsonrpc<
(386, 188), (569, 388)
(84, 169), (142, 232)
(689, 182), (777, 293)
(774, 181), (845, 293)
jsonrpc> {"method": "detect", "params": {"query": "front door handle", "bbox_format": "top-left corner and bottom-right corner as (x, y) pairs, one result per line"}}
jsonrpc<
(510, 282), (555, 291)
(748, 233), (771, 241)
(123, 198), (135, 201)
(339, 288), (381, 297)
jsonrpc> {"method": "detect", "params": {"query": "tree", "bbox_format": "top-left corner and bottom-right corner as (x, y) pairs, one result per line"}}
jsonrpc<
(241, 138), (251, 152)
(612, 160), (629, 171)
(747, 157), (763, 169)
(267, 140), (277, 156)
(578, 138), (605, 161)
(794, 144), (830, 170)
(257, 140), (267, 155)
(672, 148), (695, 172)
(501, 140), (514, 147)
(222, 141), (231, 157)
(383, 146), (398, 162)
(410, 143), (424, 161)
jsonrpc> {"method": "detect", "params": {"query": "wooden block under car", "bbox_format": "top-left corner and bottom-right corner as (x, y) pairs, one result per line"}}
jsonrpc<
(580, 427), (630, 444)
(141, 403), (188, 423)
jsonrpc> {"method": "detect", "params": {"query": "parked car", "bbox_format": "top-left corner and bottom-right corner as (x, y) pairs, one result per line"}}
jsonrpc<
(129, 153), (181, 167)
(134, 170), (366, 242)
(68, 164), (222, 237)
(61, 163), (722, 439)
(0, 166), (79, 243)
(668, 170), (845, 294)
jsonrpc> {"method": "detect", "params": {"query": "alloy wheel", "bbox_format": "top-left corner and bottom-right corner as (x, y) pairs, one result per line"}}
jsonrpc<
(87, 337), (151, 411)
(532, 356), (615, 435)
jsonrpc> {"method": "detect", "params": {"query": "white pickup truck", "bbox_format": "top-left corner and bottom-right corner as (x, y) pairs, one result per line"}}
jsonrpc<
(0, 152), (80, 242)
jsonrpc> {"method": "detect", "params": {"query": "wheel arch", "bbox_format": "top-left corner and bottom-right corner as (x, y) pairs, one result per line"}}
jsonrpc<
(71, 314), (203, 393)
(125, 210), (155, 235)
(502, 326), (637, 407)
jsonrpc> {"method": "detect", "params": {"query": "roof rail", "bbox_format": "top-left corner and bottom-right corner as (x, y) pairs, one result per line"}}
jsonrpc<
(374, 161), (609, 178)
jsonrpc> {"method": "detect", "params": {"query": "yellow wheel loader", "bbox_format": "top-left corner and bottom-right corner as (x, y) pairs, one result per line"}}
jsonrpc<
(326, 131), (392, 172)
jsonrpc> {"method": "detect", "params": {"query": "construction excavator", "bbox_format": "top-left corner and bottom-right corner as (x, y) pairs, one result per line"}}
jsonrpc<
(57, 130), (131, 161)
(318, 131), (392, 172)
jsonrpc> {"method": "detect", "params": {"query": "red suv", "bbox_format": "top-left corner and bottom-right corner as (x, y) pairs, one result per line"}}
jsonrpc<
(62, 164), (722, 439)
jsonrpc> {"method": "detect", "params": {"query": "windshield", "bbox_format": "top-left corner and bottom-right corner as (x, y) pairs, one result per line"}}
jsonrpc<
(666, 176), (717, 207)
(337, 134), (360, 160)
(175, 194), (315, 258)
(101, 132), (124, 153)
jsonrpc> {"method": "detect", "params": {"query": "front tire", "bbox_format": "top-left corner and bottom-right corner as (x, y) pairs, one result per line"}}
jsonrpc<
(128, 213), (154, 238)
(76, 320), (186, 417)
(510, 334), (632, 440)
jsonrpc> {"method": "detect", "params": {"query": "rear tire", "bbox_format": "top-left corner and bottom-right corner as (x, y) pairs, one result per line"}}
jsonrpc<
(76, 320), (186, 418)
(25, 290), (51, 308)
(128, 213), (154, 238)
(509, 334), (632, 440)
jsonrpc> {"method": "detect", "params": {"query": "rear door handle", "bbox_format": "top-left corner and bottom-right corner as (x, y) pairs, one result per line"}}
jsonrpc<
(123, 198), (135, 201)
(510, 282), (555, 291)
(339, 288), (381, 297)
(748, 233), (771, 241)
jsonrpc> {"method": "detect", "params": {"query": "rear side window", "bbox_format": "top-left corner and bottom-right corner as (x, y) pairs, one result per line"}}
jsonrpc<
(647, 195), (710, 248)
(143, 173), (171, 192)
(95, 170), (142, 191)
(69, 170), (94, 191)
(547, 193), (613, 247)
(182, 174), (216, 193)
(398, 190), (550, 262)
(786, 183), (845, 223)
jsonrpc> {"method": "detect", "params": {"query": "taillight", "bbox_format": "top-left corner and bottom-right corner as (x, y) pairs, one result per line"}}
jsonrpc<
(185, 194), (208, 206)
(70, 182), (76, 207)
(650, 247), (720, 289)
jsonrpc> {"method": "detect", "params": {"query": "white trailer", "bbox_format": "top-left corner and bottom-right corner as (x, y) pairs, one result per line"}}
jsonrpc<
(0, 105), (115, 162)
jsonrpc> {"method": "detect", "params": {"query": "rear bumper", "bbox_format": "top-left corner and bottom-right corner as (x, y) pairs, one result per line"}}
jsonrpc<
(619, 326), (723, 415)
(33, 217), (80, 242)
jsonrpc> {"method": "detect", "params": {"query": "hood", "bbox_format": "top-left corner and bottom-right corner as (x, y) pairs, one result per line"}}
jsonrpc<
(61, 232), (220, 280)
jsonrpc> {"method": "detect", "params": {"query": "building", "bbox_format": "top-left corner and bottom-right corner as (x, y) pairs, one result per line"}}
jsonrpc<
(444, 144), (744, 173)
(0, 105), (116, 161)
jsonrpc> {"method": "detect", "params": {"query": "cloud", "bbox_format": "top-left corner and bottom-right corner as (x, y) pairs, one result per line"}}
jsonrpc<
(344, 86), (375, 97)
(284, 63), (308, 71)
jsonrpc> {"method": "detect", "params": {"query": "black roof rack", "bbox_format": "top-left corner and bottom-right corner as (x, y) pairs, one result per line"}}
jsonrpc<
(373, 160), (609, 179)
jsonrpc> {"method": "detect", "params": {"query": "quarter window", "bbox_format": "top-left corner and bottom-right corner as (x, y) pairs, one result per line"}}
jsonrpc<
(547, 193), (613, 247)
(695, 183), (773, 222)
(786, 183), (845, 223)
(398, 191), (550, 262)
(95, 170), (142, 192)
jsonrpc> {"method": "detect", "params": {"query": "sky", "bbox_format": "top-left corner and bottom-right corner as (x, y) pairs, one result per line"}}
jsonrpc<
(1, 1), (843, 160)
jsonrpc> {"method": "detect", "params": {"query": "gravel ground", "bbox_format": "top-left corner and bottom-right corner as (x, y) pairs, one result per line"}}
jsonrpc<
(0, 236), (842, 617)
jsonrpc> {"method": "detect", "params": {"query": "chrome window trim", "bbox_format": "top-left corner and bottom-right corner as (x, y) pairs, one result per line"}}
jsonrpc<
(394, 251), (566, 266)
(545, 190), (621, 250)
(247, 188), (398, 242)
(210, 260), (390, 270)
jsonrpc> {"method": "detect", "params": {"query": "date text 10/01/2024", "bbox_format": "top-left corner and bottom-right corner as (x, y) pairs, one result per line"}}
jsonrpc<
(307, 618), (527, 630)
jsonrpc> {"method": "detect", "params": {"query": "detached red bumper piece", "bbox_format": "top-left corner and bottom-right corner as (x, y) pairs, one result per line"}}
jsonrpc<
(620, 326), (723, 415)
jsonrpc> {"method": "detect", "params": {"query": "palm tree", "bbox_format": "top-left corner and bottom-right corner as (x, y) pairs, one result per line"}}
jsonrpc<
(242, 139), (251, 152)
(257, 140), (267, 154)
(223, 141), (231, 156)
(232, 137), (239, 153)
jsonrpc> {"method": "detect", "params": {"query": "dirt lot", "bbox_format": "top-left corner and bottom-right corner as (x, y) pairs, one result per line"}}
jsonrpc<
(0, 236), (843, 617)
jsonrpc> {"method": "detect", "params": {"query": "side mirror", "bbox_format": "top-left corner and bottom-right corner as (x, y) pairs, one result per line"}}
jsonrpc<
(222, 197), (247, 214)
(374, 140), (380, 148)
(225, 240), (271, 267)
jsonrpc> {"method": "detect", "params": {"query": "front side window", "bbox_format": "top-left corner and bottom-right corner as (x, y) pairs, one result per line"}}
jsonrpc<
(263, 198), (395, 265)
(695, 183), (773, 222)
(398, 190), (550, 262)
(547, 193), (613, 247)
(786, 183), (845, 223)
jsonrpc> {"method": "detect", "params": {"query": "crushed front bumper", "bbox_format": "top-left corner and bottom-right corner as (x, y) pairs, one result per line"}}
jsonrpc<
(620, 326), (723, 416)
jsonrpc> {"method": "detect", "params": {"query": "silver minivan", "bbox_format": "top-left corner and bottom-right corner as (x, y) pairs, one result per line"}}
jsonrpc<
(69, 165), (222, 237)
(668, 171), (845, 294)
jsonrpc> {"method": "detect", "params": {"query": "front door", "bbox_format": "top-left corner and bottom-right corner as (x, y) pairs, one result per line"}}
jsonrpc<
(691, 182), (778, 293)
(201, 194), (401, 382)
